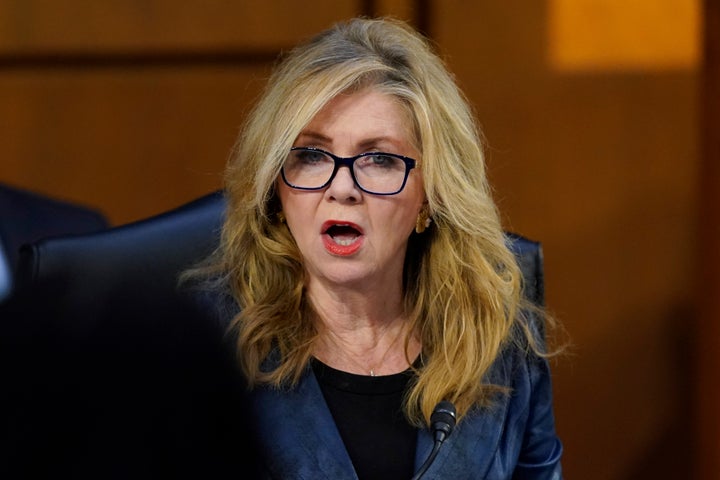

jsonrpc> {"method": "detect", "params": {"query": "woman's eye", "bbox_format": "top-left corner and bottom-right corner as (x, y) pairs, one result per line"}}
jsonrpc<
(367, 154), (401, 169)
(296, 150), (325, 163)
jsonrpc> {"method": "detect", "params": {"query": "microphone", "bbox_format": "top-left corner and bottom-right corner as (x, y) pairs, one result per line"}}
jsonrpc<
(410, 401), (457, 480)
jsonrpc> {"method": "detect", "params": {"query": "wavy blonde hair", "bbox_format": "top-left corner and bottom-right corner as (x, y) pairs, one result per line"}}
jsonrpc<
(192, 17), (551, 426)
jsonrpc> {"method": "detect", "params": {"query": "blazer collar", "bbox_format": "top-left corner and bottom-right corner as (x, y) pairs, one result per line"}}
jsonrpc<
(251, 367), (357, 479)
(250, 366), (509, 479)
(413, 401), (510, 479)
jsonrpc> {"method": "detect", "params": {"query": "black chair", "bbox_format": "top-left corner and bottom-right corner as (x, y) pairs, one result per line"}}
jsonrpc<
(0, 183), (109, 303)
(0, 189), (544, 479)
(0, 191), (254, 479)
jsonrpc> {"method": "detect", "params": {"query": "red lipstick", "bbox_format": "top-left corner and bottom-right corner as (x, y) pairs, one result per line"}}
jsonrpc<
(321, 220), (364, 256)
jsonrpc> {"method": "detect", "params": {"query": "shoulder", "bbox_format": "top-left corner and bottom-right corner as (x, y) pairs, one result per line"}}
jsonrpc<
(439, 340), (562, 478)
(479, 329), (563, 478)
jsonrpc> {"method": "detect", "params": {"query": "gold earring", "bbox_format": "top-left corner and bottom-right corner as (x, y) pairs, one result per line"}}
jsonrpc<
(415, 206), (432, 234)
(277, 211), (286, 223)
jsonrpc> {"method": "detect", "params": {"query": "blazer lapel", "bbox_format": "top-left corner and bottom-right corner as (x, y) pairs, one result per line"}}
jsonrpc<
(251, 368), (358, 479)
(413, 400), (510, 480)
(414, 348), (519, 480)
(252, 355), (513, 479)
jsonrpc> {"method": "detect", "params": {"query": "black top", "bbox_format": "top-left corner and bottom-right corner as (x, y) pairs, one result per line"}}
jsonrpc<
(312, 358), (418, 480)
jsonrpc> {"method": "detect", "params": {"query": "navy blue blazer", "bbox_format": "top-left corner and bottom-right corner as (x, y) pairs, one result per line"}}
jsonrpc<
(249, 339), (563, 479)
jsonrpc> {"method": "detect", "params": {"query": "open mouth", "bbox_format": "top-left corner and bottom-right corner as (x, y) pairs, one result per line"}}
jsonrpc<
(325, 224), (362, 246)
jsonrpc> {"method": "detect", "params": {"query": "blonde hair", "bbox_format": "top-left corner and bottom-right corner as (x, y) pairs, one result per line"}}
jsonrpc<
(193, 17), (551, 426)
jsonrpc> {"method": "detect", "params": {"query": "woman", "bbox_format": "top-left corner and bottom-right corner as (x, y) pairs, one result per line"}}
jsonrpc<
(198, 16), (563, 479)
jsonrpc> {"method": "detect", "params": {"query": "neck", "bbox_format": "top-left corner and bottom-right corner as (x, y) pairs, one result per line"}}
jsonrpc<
(313, 316), (421, 376)
(306, 274), (420, 376)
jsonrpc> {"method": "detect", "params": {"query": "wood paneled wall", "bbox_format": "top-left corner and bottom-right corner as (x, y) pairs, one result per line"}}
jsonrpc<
(0, 0), (367, 225)
(431, 2), (699, 479)
(1, 1), (708, 479)
(696, 1), (720, 477)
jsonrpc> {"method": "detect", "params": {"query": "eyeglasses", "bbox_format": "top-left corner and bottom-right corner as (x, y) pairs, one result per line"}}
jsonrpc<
(281, 147), (417, 196)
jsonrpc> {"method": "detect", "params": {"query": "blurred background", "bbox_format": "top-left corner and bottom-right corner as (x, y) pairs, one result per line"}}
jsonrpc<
(1, 1), (717, 478)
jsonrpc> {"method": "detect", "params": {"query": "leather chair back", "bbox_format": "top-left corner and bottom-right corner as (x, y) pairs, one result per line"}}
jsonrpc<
(0, 183), (108, 303)
(1, 191), (253, 479)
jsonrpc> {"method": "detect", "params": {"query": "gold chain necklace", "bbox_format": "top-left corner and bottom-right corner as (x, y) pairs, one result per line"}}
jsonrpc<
(321, 324), (406, 377)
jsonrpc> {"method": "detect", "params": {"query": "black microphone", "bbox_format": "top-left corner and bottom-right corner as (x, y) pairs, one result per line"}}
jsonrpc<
(410, 401), (457, 480)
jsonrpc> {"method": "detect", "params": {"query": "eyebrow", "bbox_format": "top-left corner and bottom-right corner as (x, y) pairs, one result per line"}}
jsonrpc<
(296, 131), (331, 143)
(296, 131), (404, 151)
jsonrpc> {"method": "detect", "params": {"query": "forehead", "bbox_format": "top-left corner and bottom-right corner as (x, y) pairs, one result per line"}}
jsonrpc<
(299, 89), (416, 146)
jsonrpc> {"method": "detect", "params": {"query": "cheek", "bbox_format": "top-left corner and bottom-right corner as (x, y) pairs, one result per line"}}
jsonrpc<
(380, 203), (420, 240)
(277, 188), (319, 242)
(278, 184), (302, 218)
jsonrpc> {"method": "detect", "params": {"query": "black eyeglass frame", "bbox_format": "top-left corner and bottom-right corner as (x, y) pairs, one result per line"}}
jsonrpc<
(281, 147), (417, 196)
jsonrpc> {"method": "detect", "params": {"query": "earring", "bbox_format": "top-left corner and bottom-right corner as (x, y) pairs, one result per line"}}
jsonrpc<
(415, 206), (432, 234)
(277, 211), (286, 223)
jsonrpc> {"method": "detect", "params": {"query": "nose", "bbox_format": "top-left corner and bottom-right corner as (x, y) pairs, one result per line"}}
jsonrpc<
(325, 165), (361, 202)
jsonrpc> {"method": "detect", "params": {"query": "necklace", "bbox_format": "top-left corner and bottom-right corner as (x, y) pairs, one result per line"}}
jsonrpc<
(320, 324), (407, 377)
